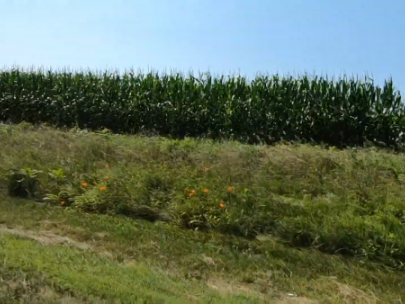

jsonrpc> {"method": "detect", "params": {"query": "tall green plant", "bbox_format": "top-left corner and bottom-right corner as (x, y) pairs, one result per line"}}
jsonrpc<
(0, 67), (403, 149)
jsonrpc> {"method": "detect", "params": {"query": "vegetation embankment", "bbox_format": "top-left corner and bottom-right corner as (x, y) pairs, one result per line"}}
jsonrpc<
(1, 123), (405, 302)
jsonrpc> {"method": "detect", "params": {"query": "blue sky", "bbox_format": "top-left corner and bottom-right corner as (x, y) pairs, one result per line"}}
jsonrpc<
(0, 0), (404, 94)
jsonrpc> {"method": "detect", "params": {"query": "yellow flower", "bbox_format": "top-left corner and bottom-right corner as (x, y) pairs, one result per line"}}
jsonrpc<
(202, 188), (209, 193)
(81, 182), (88, 187)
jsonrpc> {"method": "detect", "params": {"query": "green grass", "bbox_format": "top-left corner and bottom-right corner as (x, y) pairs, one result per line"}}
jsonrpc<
(0, 232), (258, 303)
(1, 122), (405, 302)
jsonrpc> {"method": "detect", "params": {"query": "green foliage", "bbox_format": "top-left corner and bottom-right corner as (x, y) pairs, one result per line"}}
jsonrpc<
(7, 168), (41, 198)
(3, 126), (405, 271)
(0, 67), (403, 148)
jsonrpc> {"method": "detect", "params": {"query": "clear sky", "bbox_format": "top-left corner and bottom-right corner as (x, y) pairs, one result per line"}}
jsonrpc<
(0, 0), (404, 94)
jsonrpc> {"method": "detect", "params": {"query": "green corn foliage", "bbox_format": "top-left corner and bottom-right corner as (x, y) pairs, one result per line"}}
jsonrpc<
(0, 67), (403, 148)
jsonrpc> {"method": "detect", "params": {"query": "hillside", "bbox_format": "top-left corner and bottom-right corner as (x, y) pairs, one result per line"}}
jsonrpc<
(1, 123), (405, 303)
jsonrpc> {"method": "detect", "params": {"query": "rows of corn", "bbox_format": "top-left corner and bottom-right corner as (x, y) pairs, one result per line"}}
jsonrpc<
(0, 68), (403, 148)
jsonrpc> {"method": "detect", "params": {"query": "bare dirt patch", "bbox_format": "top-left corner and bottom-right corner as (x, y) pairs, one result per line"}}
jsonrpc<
(0, 224), (92, 251)
(275, 296), (319, 304)
(331, 280), (380, 304)
(207, 276), (319, 303)
(206, 275), (381, 304)
(207, 277), (266, 299)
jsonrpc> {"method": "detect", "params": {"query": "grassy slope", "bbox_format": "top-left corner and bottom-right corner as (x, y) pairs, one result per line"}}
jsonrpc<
(1, 123), (405, 303)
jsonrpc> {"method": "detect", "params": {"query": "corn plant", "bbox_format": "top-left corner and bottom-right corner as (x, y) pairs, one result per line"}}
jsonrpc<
(0, 67), (403, 149)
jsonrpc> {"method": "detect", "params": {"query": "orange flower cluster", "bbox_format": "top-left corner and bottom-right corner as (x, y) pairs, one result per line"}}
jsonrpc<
(81, 181), (107, 191)
(186, 186), (235, 208)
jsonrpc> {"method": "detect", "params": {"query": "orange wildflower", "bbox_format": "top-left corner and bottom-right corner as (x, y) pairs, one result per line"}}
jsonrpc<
(188, 189), (196, 197)
(220, 202), (225, 208)
(99, 186), (107, 191)
(81, 182), (88, 187)
(60, 201), (66, 206)
(204, 167), (211, 172)
(227, 186), (234, 193)
(202, 188), (209, 193)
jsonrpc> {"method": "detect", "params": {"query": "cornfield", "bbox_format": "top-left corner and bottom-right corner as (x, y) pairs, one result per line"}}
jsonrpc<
(0, 67), (403, 148)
